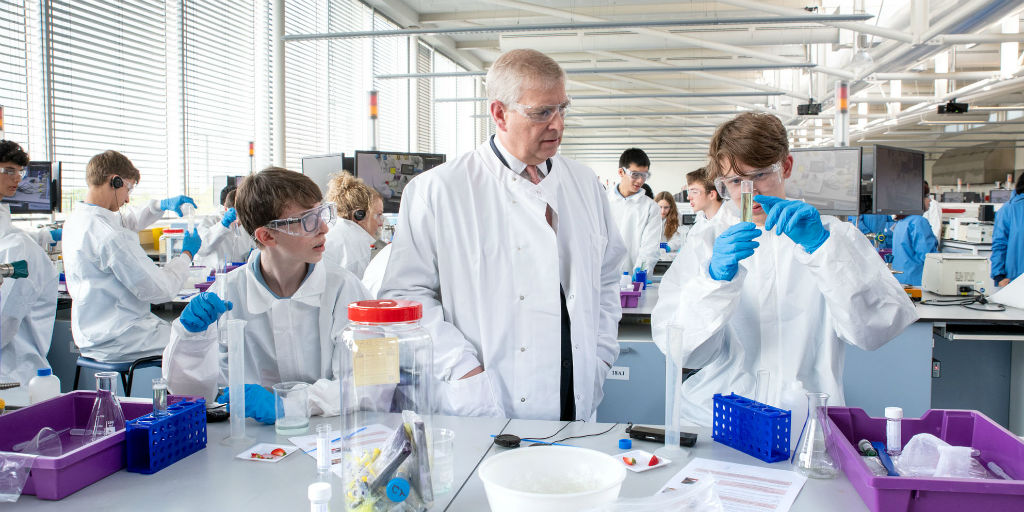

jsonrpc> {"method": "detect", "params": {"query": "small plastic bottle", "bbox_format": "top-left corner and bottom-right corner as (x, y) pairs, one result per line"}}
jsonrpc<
(885, 407), (903, 457)
(619, 271), (632, 291)
(308, 481), (331, 512)
(29, 368), (61, 404)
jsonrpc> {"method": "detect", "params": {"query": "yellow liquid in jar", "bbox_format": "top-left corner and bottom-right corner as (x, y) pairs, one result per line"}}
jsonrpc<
(741, 192), (754, 222)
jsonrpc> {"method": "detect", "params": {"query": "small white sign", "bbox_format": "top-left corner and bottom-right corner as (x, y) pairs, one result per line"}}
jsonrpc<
(608, 366), (630, 381)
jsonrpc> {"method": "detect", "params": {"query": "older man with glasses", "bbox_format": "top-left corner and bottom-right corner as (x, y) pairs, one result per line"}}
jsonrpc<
(380, 49), (626, 421)
(607, 147), (662, 276)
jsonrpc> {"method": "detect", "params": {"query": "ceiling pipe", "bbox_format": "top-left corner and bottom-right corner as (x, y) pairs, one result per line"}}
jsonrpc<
(434, 91), (786, 102)
(714, 0), (914, 43)
(498, 28), (841, 53)
(377, 62), (813, 79)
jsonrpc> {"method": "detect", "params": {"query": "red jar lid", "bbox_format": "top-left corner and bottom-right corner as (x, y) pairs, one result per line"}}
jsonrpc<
(348, 300), (422, 323)
(162, 228), (184, 233)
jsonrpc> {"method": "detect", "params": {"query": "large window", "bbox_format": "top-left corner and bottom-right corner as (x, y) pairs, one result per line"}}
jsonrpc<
(0, 0), (30, 145)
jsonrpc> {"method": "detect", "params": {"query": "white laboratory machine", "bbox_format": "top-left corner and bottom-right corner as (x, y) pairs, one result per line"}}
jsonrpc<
(921, 253), (991, 296)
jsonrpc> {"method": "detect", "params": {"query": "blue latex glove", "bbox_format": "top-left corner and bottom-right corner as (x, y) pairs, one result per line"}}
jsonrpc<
(216, 384), (276, 424)
(755, 195), (830, 254)
(182, 228), (201, 259)
(179, 292), (232, 332)
(220, 207), (237, 228)
(50, 228), (62, 242)
(160, 195), (197, 217)
(709, 222), (761, 281)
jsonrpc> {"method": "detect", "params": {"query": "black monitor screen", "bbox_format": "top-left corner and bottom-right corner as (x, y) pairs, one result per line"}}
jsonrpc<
(4, 161), (55, 214)
(990, 189), (1012, 203)
(787, 147), (862, 215)
(873, 146), (925, 215)
(354, 151), (446, 213)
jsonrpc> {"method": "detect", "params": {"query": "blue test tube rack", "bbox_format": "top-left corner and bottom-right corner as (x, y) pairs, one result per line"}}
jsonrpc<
(125, 398), (208, 474)
(711, 393), (791, 463)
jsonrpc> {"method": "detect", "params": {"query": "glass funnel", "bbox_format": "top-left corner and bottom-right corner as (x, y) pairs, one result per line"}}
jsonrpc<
(791, 392), (838, 479)
(87, 371), (126, 440)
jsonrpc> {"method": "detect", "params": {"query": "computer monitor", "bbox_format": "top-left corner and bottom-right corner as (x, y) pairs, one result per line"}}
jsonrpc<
(787, 147), (862, 216)
(3, 161), (59, 214)
(301, 153), (344, 197)
(989, 189), (1012, 203)
(354, 151), (447, 213)
(861, 145), (925, 215)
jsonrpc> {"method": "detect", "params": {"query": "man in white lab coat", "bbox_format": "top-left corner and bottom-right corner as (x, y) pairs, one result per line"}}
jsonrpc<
(0, 140), (57, 384)
(652, 112), (917, 427)
(63, 150), (201, 362)
(379, 49), (626, 421)
(607, 148), (662, 275)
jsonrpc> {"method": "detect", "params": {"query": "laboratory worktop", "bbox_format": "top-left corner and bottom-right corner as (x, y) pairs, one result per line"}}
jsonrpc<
(5, 411), (869, 512)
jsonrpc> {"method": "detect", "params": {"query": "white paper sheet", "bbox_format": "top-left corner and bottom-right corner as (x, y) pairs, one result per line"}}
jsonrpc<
(658, 457), (807, 512)
(989, 275), (1024, 309)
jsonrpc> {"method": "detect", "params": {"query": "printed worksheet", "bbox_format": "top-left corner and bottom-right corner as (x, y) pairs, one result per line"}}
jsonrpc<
(658, 457), (807, 512)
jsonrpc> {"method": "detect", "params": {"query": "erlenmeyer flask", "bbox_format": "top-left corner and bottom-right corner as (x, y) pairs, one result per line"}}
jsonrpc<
(791, 392), (838, 479)
(87, 371), (125, 440)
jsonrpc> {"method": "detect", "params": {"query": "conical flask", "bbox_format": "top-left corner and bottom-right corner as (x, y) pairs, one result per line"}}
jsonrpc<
(87, 371), (125, 440)
(791, 392), (838, 479)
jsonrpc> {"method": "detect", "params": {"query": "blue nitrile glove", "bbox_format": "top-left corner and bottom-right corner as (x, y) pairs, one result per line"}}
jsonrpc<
(179, 292), (233, 332)
(182, 228), (201, 259)
(709, 222), (761, 281)
(755, 195), (830, 254)
(220, 207), (237, 228)
(217, 384), (276, 424)
(160, 195), (197, 217)
(50, 229), (62, 242)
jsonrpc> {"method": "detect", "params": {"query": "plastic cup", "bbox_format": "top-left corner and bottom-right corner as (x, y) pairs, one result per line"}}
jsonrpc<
(432, 428), (456, 495)
(273, 382), (310, 435)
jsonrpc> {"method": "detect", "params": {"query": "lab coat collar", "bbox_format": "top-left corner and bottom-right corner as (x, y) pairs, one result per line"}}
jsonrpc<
(75, 201), (122, 224)
(337, 218), (374, 246)
(0, 204), (12, 235)
(490, 135), (551, 177)
(609, 183), (647, 202)
(244, 251), (326, 314)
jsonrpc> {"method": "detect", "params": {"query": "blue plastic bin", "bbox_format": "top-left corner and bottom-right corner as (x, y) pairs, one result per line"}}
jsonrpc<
(712, 393), (791, 463)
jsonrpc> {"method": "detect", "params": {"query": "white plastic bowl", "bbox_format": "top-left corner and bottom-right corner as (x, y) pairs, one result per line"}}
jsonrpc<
(478, 445), (627, 512)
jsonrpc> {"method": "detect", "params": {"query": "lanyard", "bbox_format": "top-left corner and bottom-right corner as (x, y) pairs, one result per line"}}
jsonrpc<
(489, 135), (552, 174)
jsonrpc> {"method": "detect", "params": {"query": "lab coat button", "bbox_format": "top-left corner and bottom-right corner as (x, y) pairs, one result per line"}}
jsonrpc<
(561, 360), (570, 368)
(520, 397), (526, 403)
(519, 295), (525, 301)
(520, 347), (526, 352)
(568, 294), (574, 300)
(574, 344), (579, 350)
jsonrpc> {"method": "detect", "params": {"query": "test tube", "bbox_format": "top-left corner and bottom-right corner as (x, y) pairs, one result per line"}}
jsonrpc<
(740, 180), (755, 223)
(152, 378), (169, 417)
(316, 424), (332, 480)
(754, 369), (770, 404)
(885, 407), (903, 456)
(181, 203), (196, 234)
(224, 319), (249, 442)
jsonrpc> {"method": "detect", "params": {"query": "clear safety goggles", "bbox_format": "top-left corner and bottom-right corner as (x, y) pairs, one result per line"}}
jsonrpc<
(509, 98), (571, 123)
(622, 168), (650, 182)
(713, 162), (782, 200)
(0, 166), (25, 178)
(265, 202), (336, 237)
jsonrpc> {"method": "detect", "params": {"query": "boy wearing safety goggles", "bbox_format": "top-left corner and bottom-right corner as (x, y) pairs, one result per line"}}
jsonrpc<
(607, 147), (662, 275)
(162, 167), (370, 422)
(651, 112), (917, 427)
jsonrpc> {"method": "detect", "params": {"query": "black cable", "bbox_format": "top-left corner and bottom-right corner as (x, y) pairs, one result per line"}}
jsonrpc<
(921, 292), (1006, 312)
(551, 422), (620, 444)
(520, 419), (581, 441)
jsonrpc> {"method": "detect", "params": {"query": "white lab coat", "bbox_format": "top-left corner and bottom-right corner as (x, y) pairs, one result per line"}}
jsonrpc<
(193, 221), (254, 270)
(379, 138), (626, 420)
(660, 220), (686, 252)
(361, 243), (392, 298)
(0, 214), (57, 385)
(63, 201), (191, 362)
(323, 218), (375, 277)
(0, 204), (57, 250)
(924, 200), (942, 240)
(652, 201), (918, 427)
(162, 251), (369, 416)
(607, 187), (662, 273)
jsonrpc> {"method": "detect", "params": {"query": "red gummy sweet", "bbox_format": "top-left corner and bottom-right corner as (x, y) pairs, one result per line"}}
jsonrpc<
(648, 454), (660, 466)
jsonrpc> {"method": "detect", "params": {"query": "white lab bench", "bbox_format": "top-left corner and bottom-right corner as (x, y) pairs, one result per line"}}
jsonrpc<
(4, 412), (870, 512)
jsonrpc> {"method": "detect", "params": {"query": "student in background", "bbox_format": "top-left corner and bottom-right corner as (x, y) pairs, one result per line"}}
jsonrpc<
(686, 167), (723, 228)
(0, 140), (57, 385)
(892, 186), (939, 286)
(323, 171), (384, 277)
(194, 188), (254, 270)
(654, 191), (686, 252)
(992, 173), (1024, 287)
(607, 148), (662, 274)
(0, 140), (61, 248)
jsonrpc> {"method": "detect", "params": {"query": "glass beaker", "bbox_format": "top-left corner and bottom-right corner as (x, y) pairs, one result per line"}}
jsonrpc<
(87, 371), (125, 440)
(791, 392), (838, 479)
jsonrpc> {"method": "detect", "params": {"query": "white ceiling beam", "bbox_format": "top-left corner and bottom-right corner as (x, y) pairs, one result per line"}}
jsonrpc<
(497, 27), (840, 53)
(715, 0), (913, 43)
(359, 0), (484, 70)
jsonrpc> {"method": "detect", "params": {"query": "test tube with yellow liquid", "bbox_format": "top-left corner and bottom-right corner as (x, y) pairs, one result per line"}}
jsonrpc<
(740, 180), (755, 223)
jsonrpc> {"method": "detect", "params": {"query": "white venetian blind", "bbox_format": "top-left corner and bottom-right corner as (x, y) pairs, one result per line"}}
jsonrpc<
(0, 0), (29, 145)
(47, 0), (171, 205)
(371, 13), (409, 152)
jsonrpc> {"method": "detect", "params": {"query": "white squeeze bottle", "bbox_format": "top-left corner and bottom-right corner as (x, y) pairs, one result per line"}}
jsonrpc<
(29, 368), (61, 404)
(620, 271), (633, 291)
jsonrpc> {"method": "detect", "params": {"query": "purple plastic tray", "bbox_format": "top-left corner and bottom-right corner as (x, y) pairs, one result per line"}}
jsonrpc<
(620, 291), (641, 308)
(826, 407), (1024, 512)
(0, 391), (191, 500)
(194, 281), (213, 292)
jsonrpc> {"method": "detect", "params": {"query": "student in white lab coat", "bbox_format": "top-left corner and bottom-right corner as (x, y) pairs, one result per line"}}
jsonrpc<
(323, 172), (384, 277)
(379, 49), (626, 421)
(654, 191), (686, 252)
(607, 148), (662, 274)
(0, 140), (57, 384)
(923, 181), (943, 240)
(194, 188), (254, 270)
(163, 168), (369, 421)
(685, 167), (723, 231)
(63, 150), (201, 362)
(652, 112), (918, 427)
(0, 141), (62, 249)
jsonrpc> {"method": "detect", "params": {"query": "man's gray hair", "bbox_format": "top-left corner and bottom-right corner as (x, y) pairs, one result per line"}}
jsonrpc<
(485, 49), (566, 106)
